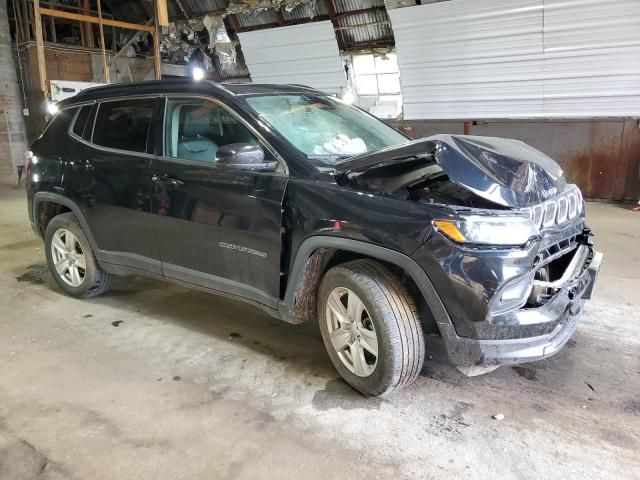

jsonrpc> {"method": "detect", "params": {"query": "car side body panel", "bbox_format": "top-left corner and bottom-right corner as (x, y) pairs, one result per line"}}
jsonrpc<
(149, 157), (288, 299)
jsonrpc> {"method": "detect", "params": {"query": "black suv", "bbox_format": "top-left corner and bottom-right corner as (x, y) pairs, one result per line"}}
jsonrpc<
(25, 80), (602, 396)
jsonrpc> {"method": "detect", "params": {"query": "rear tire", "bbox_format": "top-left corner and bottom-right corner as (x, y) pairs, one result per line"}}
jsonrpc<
(44, 212), (112, 298)
(318, 259), (425, 396)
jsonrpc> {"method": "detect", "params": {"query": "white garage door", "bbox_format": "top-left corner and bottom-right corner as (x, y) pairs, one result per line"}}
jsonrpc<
(389, 0), (640, 119)
(238, 21), (346, 95)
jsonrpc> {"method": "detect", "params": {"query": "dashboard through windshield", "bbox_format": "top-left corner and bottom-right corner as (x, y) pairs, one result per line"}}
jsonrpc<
(244, 93), (409, 166)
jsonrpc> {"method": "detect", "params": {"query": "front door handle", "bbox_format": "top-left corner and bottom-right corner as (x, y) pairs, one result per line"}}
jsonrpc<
(151, 174), (184, 189)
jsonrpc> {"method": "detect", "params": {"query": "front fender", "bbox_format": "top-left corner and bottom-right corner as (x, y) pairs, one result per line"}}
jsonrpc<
(278, 236), (454, 333)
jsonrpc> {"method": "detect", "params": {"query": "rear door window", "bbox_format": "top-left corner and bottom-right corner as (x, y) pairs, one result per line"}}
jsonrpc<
(92, 99), (155, 154)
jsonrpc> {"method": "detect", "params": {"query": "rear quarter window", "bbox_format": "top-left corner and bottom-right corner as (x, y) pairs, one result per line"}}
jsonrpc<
(71, 105), (93, 138)
(34, 107), (78, 155)
(41, 107), (77, 142)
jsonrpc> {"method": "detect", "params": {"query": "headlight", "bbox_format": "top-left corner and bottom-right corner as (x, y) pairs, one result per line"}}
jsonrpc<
(433, 215), (539, 246)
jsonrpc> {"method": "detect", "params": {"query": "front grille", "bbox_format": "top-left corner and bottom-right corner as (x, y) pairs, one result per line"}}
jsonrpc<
(523, 185), (584, 230)
(539, 234), (578, 266)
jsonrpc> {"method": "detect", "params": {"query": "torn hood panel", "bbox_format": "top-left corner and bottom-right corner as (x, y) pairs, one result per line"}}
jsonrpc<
(337, 134), (567, 208)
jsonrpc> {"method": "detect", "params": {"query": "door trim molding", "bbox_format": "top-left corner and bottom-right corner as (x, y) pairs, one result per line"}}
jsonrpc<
(163, 262), (280, 310)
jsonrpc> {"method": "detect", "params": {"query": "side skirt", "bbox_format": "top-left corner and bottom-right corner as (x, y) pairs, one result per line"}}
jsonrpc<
(101, 259), (283, 320)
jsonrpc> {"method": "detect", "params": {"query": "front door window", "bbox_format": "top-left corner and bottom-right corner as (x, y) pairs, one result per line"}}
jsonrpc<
(164, 98), (276, 169)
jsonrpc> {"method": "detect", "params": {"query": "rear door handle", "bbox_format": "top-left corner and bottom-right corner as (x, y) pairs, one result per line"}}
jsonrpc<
(151, 174), (184, 189)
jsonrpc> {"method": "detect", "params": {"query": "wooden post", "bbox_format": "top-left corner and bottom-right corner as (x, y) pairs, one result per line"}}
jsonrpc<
(96, 0), (109, 83)
(82, 0), (94, 48)
(33, 0), (47, 93)
(156, 0), (169, 27)
(153, 0), (162, 80)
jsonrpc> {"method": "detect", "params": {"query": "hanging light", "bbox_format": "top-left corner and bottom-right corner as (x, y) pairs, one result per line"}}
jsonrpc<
(47, 102), (59, 115)
(341, 90), (356, 105)
(192, 67), (205, 81)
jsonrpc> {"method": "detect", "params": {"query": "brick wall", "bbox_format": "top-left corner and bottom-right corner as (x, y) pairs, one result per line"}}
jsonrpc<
(0, 0), (27, 185)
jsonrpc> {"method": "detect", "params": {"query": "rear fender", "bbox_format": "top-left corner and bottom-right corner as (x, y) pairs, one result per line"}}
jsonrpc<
(32, 192), (99, 254)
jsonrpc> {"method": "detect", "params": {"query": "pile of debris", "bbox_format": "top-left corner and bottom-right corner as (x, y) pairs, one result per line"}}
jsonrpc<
(160, 14), (237, 73)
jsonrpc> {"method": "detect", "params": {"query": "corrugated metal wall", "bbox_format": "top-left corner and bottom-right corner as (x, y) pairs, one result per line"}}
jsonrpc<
(543, 0), (640, 117)
(389, 0), (640, 120)
(238, 22), (346, 94)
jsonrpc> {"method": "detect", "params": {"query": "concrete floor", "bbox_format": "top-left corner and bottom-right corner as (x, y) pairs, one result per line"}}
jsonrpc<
(0, 186), (638, 480)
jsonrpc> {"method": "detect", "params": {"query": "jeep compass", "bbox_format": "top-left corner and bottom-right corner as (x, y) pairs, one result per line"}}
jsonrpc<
(25, 80), (602, 396)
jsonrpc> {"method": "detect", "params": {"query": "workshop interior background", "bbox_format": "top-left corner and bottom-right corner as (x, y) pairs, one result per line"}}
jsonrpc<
(1, 0), (639, 200)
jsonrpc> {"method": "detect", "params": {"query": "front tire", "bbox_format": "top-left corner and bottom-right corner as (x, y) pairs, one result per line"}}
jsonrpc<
(318, 260), (425, 396)
(44, 212), (112, 298)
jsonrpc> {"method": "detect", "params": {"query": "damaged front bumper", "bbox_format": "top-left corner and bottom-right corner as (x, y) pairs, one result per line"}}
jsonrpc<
(438, 247), (602, 367)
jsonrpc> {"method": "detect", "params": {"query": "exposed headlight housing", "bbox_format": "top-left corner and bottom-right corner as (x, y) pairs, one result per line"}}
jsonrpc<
(434, 214), (539, 247)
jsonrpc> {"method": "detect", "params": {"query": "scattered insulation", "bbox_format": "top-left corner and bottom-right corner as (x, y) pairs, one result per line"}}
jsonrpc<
(160, 20), (201, 64)
(160, 16), (239, 72)
(203, 14), (239, 68)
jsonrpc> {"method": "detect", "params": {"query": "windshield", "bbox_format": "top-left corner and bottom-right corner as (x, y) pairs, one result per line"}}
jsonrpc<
(244, 94), (408, 165)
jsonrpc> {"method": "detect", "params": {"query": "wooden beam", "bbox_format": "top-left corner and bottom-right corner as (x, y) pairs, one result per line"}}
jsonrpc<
(39, 7), (156, 32)
(34, 1), (47, 93)
(156, 0), (169, 27)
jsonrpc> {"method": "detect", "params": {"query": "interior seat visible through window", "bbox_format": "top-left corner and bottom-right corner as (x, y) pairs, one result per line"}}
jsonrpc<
(165, 99), (270, 166)
(176, 105), (219, 163)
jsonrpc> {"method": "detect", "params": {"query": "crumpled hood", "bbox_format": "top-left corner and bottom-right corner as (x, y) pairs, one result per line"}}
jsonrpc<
(337, 134), (567, 208)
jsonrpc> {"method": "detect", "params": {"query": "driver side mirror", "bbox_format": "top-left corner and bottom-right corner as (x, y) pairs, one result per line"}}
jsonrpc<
(216, 143), (277, 172)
